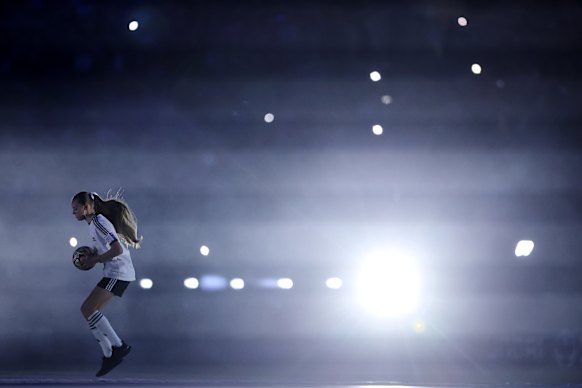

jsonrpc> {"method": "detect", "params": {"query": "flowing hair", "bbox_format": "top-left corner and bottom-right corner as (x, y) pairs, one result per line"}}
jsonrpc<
(72, 190), (143, 248)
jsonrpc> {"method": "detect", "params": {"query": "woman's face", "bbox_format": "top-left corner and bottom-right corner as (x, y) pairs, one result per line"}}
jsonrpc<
(71, 199), (91, 221)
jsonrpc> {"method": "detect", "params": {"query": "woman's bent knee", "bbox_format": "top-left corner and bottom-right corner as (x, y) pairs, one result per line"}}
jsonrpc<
(81, 302), (96, 319)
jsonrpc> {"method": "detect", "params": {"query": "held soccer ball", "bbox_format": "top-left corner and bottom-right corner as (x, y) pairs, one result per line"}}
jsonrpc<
(72, 246), (95, 270)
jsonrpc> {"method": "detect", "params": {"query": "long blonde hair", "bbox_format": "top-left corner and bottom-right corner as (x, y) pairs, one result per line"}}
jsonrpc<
(72, 190), (143, 248)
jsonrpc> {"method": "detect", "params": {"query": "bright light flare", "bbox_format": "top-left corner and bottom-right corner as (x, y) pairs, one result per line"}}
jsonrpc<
(457, 16), (468, 27)
(230, 278), (245, 290)
(326, 277), (343, 289)
(139, 278), (153, 289)
(200, 245), (210, 256)
(277, 278), (293, 289)
(69, 237), (78, 247)
(128, 20), (139, 31)
(200, 275), (227, 291)
(264, 113), (275, 123)
(370, 71), (381, 82)
(515, 240), (534, 257)
(413, 319), (427, 333)
(372, 124), (383, 135)
(356, 251), (421, 316)
(471, 63), (482, 74)
(381, 95), (393, 105)
(184, 277), (199, 289)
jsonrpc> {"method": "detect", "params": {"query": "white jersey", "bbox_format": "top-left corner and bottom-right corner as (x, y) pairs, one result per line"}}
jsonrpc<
(89, 214), (136, 282)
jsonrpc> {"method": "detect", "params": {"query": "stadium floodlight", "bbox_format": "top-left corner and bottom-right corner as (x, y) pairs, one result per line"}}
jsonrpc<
(515, 240), (534, 257)
(355, 250), (421, 316)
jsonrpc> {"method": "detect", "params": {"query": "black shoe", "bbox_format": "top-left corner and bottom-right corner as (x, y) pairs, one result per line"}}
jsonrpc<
(112, 341), (132, 360)
(96, 355), (122, 377)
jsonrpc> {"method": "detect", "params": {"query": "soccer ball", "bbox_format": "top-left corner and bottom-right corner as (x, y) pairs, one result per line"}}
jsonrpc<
(72, 246), (95, 270)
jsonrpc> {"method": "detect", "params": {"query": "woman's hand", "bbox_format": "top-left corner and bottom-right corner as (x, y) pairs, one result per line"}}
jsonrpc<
(79, 242), (121, 270)
(79, 254), (99, 270)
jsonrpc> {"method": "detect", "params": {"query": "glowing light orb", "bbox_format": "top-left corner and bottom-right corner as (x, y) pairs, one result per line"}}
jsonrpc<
(326, 277), (343, 289)
(184, 277), (199, 289)
(515, 240), (534, 257)
(264, 113), (275, 123)
(139, 278), (153, 289)
(230, 278), (245, 290)
(277, 278), (293, 289)
(356, 251), (421, 316)
(381, 95), (393, 105)
(370, 71), (382, 82)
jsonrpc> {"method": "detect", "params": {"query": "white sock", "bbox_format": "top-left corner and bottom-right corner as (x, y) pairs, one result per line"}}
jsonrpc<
(98, 317), (123, 348)
(91, 310), (123, 347)
(88, 311), (112, 357)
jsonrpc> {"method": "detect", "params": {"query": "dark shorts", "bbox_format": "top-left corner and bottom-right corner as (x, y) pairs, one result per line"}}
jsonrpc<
(97, 277), (131, 297)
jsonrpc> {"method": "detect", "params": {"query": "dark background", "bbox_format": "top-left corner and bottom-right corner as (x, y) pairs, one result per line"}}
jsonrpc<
(1, 0), (582, 384)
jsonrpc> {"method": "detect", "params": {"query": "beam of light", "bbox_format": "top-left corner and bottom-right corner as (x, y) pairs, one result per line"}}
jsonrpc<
(128, 20), (139, 31)
(515, 240), (534, 257)
(200, 274), (227, 291)
(139, 278), (153, 289)
(69, 237), (78, 247)
(355, 250), (421, 317)
(257, 278), (278, 289)
(184, 277), (199, 289)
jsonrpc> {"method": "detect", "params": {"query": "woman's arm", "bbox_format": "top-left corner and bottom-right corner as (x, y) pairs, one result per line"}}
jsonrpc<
(81, 240), (123, 269)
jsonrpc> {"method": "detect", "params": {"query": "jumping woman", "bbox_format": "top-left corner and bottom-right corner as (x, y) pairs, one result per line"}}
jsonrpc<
(71, 191), (142, 377)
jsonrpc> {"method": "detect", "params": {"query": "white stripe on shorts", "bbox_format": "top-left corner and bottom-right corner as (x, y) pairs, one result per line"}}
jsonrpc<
(106, 278), (117, 292)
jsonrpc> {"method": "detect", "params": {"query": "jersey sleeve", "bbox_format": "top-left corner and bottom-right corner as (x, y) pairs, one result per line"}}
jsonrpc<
(93, 214), (120, 247)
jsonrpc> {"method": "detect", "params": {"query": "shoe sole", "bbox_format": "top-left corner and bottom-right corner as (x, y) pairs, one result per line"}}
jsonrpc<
(96, 345), (132, 377)
(96, 359), (123, 377)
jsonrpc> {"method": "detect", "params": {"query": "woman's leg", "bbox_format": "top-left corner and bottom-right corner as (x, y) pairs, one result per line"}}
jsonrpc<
(81, 281), (131, 377)
(81, 286), (123, 356)
(81, 286), (115, 319)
